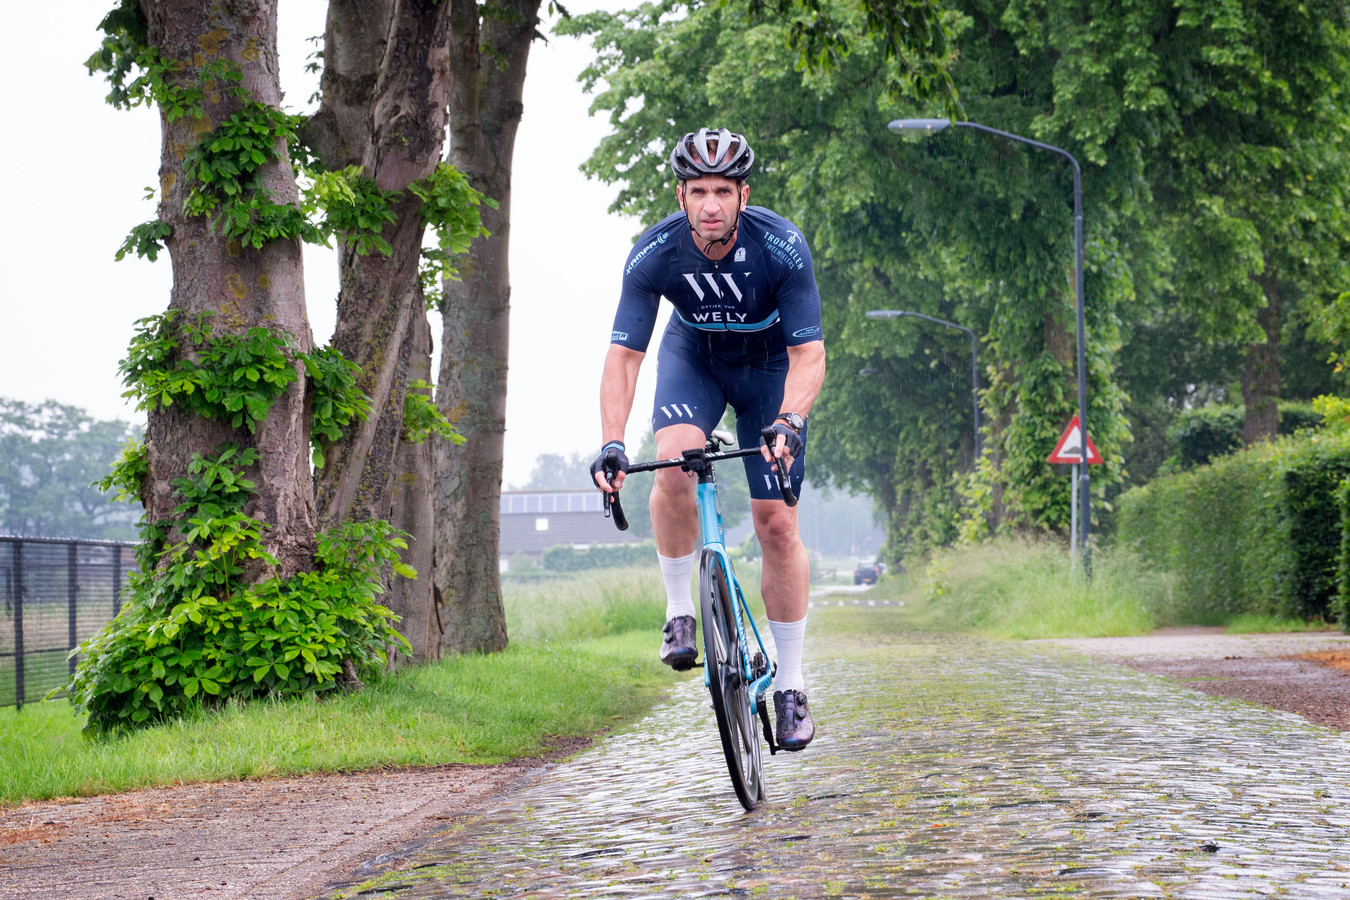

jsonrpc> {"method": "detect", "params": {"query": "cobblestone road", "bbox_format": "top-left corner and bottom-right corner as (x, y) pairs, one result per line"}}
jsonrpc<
(322, 611), (1350, 899)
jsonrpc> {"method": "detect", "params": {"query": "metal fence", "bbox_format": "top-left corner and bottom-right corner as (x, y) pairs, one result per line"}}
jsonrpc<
(0, 536), (137, 709)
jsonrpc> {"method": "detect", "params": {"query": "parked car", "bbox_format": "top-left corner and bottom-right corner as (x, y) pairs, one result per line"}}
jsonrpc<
(853, 561), (880, 585)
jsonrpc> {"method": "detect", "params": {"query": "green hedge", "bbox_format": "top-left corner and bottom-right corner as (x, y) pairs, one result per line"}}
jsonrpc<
(1163, 401), (1323, 471)
(1117, 430), (1350, 624)
(539, 541), (659, 573)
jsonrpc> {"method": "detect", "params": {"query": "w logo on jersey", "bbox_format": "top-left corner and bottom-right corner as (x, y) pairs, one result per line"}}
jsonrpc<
(682, 272), (745, 303)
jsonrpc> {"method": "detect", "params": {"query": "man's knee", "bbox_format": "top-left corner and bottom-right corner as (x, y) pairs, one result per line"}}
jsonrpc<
(652, 425), (704, 499)
(652, 464), (696, 498)
(753, 503), (800, 554)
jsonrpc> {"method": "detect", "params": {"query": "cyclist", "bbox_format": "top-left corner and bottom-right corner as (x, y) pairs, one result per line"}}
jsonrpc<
(590, 127), (825, 751)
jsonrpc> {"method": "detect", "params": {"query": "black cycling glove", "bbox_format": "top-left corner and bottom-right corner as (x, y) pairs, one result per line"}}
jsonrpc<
(765, 423), (804, 461)
(589, 440), (629, 487)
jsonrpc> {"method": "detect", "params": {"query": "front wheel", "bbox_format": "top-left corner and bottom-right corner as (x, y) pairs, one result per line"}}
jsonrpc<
(700, 550), (765, 810)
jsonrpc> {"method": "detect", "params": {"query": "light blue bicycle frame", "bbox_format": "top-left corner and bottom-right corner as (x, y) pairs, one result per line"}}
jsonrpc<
(697, 480), (774, 712)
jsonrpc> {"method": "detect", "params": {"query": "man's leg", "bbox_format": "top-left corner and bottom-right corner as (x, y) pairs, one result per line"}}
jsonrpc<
(652, 423), (705, 669)
(753, 498), (815, 749)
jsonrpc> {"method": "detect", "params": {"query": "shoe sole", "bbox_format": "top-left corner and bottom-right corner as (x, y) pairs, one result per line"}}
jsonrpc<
(662, 650), (698, 671)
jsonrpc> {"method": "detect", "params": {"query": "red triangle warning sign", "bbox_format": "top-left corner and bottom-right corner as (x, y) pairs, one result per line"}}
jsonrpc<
(1048, 415), (1103, 464)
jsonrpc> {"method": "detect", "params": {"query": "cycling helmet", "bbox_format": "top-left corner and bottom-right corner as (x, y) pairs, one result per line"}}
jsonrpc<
(670, 128), (754, 181)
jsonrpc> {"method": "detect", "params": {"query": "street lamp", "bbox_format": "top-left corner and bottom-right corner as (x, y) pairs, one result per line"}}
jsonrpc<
(865, 309), (981, 461)
(887, 117), (1091, 562)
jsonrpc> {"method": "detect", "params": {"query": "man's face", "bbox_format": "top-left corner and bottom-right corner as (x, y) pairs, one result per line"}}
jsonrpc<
(678, 175), (749, 244)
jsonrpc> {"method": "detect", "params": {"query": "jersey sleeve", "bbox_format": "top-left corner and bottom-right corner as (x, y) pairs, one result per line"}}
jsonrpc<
(773, 226), (824, 346)
(610, 226), (672, 352)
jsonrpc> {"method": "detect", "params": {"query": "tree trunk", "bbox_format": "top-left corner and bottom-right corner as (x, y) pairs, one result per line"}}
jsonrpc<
(307, 1), (453, 662)
(385, 308), (440, 664)
(313, 0), (453, 532)
(303, 0), (396, 169)
(143, 0), (316, 577)
(434, 0), (542, 655)
(1243, 263), (1281, 445)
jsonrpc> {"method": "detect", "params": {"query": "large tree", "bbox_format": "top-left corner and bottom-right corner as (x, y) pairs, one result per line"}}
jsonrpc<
(306, 0), (463, 662)
(432, 0), (547, 655)
(72, 0), (417, 730)
(1010, 0), (1350, 447)
(125, 0), (318, 575)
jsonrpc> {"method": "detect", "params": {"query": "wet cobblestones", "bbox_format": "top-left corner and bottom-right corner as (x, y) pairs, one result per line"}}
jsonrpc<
(324, 615), (1350, 899)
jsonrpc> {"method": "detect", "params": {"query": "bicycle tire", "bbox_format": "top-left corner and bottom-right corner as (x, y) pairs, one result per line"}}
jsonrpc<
(700, 550), (765, 810)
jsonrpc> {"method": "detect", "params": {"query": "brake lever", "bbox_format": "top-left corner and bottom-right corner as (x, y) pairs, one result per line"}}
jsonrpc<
(760, 427), (799, 508)
(605, 472), (630, 531)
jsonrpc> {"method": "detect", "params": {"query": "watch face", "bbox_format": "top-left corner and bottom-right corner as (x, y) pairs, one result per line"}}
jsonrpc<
(781, 413), (804, 432)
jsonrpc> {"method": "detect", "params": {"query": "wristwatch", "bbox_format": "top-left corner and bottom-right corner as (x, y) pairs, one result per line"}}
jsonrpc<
(775, 412), (805, 434)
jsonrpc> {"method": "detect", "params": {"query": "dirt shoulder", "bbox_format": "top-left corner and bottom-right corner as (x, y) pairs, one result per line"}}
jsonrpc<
(1039, 627), (1350, 731)
(7, 629), (1350, 900)
(0, 756), (561, 900)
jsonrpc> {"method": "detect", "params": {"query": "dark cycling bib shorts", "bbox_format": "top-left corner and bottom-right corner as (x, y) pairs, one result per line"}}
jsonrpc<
(653, 324), (807, 500)
(612, 206), (823, 502)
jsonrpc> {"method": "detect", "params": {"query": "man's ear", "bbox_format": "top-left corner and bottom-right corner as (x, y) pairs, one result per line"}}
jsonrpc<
(740, 182), (749, 211)
(676, 183), (685, 211)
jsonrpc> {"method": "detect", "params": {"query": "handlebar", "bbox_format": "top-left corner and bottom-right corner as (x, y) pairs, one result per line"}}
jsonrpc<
(602, 430), (797, 531)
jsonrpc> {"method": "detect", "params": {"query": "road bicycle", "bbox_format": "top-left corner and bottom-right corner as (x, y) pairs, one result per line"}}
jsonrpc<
(601, 427), (796, 810)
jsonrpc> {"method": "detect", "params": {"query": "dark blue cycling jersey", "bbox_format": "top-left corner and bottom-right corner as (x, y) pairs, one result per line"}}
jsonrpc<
(610, 206), (823, 501)
(611, 206), (824, 356)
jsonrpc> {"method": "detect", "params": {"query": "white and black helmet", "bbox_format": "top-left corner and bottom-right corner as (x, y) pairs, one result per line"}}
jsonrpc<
(670, 128), (754, 181)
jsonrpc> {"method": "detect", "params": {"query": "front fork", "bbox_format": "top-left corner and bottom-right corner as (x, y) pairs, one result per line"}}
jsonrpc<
(697, 482), (778, 752)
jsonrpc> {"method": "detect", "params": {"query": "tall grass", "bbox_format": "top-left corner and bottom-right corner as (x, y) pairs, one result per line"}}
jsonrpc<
(504, 569), (665, 643)
(0, 568), (676, 805)
(880, 538), (1175, 639)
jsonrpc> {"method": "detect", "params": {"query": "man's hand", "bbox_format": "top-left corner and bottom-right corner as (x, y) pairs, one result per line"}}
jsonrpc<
(590, 441), (629, 493)
(760, 423), (803, 474)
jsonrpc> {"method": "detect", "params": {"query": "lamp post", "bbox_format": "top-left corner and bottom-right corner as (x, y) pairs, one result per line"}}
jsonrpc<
(887, 117), (1090, 562)
(865, 309), (981, 461)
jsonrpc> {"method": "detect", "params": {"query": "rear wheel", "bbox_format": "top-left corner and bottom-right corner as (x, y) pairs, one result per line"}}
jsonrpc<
(700, 550), (765, 810)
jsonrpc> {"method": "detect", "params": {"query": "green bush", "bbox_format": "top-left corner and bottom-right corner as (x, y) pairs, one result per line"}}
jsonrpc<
(1118, 430), (1350, 624)
(1163, 401), (1323, 471)
(61, 447), (409, 732)
(539, 541), (658, 573)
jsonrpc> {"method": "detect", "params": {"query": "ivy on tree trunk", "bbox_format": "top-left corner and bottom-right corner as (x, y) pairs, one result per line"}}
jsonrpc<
(308, 0), (455, 661)
(144, 0), (317, 577)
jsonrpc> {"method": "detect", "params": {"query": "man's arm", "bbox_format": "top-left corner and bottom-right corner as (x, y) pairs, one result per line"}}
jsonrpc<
(596, 343), (646, 491)
(762, 339), (826, 469)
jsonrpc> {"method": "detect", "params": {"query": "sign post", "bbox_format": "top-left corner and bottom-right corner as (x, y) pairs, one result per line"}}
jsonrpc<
(1048, 415), (1102, 566)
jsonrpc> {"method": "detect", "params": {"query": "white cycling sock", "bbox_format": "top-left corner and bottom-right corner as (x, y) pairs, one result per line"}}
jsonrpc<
(768, 616), (808, 694)
(658, 550), (698, 620)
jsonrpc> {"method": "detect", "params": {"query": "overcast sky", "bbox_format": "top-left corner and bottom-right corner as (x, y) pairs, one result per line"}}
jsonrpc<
(0, 0), (665, 488)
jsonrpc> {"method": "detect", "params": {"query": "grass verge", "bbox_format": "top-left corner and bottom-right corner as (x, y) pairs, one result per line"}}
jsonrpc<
(867, 538), (1175, 640)
(0, 568), (677, 806)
